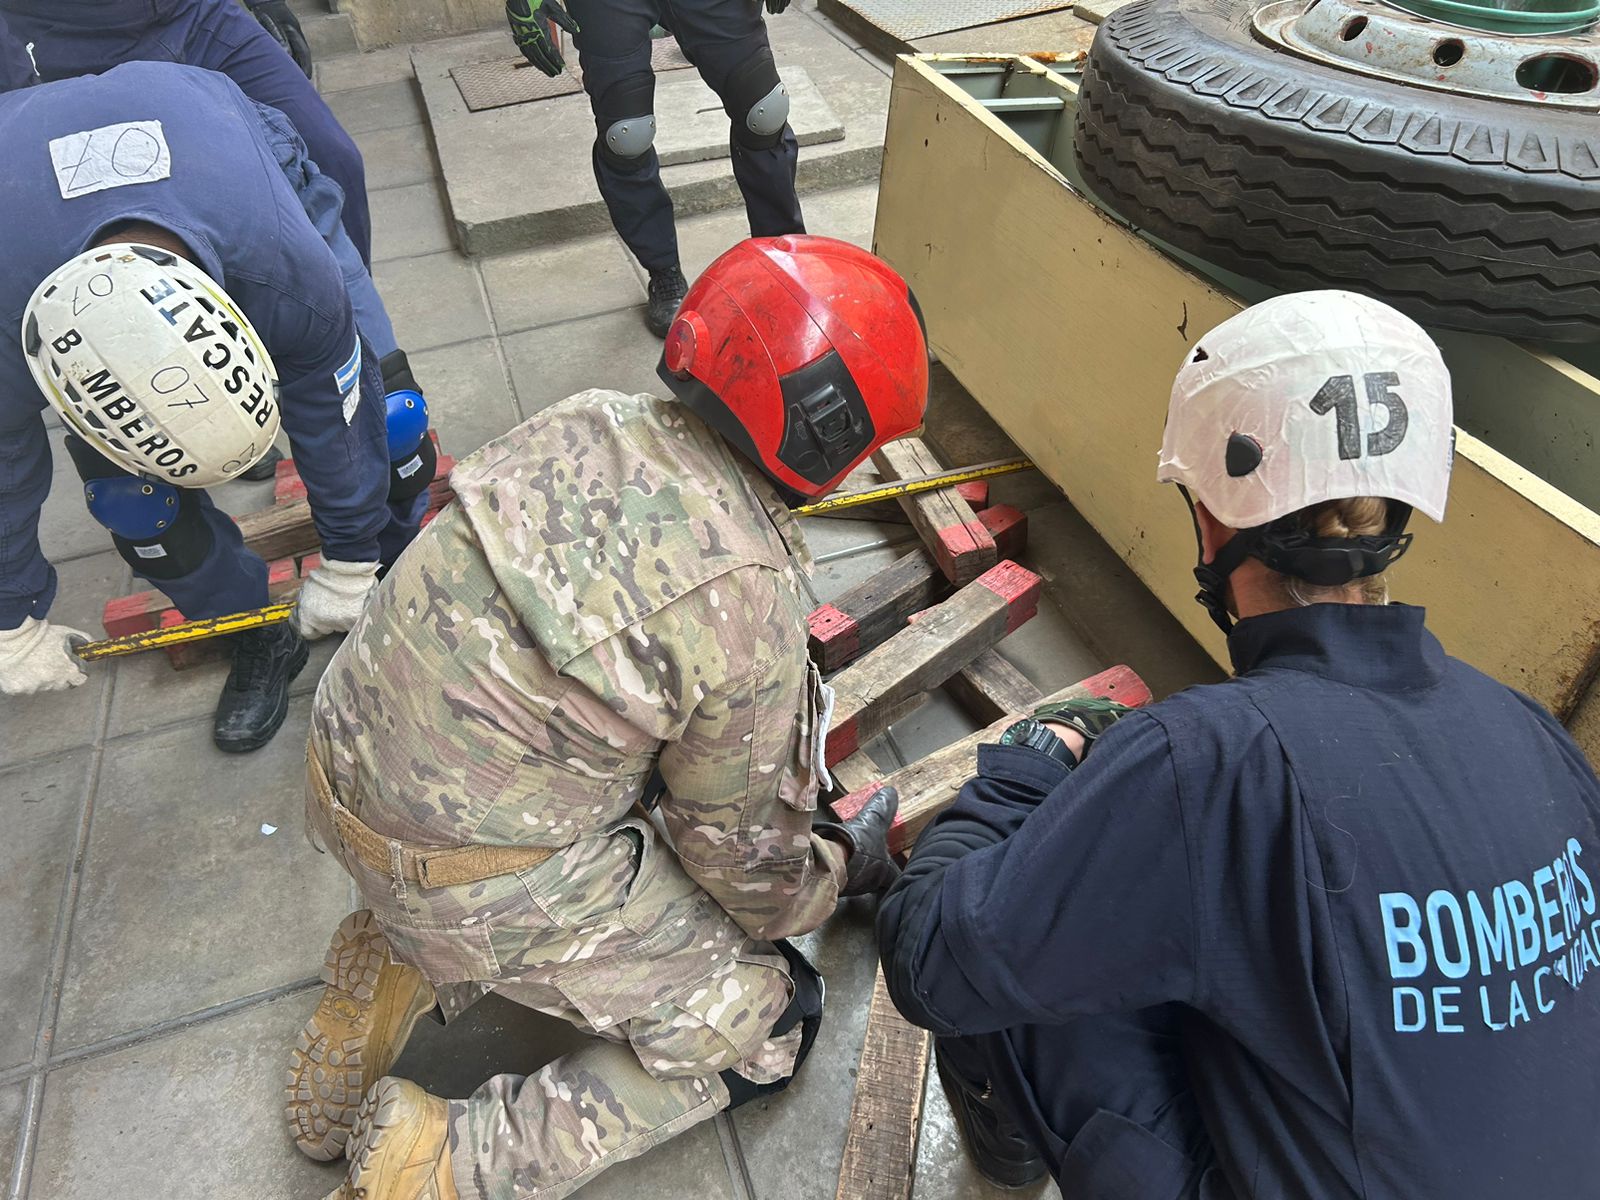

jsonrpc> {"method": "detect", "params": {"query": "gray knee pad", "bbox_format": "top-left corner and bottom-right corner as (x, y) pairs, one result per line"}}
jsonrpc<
(725, 50), (789, 150)
(595, 72), (657, 167)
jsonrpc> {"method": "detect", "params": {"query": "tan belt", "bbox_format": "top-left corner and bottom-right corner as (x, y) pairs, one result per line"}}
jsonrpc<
(306, 744), (558, 889)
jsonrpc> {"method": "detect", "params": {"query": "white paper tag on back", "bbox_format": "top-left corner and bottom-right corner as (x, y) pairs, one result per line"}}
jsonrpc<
(49, 121), (172, 200)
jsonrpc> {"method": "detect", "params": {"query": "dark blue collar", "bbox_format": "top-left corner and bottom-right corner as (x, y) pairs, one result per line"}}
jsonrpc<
(1227, 603), (1446, 692)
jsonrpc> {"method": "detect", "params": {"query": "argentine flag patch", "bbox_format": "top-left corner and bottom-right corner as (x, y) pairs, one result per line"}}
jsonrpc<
(335, 338), (362, 425)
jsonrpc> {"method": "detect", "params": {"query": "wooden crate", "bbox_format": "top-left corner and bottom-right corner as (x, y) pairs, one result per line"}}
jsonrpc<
(873, 54), (1600, 750)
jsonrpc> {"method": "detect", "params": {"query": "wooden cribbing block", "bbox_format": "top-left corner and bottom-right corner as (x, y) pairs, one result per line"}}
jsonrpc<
(835, 969), (932, 1200)
(824, 561), (1042, 767)
(945, 650), (1043, 726)
(808, 505), (1028, 673)
(808, 551), (948, 673)
(831, 664), (1151, 853)
(872, 439), (997, 586)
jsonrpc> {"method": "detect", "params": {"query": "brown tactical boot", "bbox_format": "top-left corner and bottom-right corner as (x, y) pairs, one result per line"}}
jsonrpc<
(324, 1078), (458, 1200)
(288, 911), (437, 1161)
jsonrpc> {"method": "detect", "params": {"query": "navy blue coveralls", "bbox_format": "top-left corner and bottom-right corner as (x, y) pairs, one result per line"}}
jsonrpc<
(879, 603), (1600, 1198)
(568, 0), (804, 272)
(0, 63), (416, 631)
(0, 0), (371, 265)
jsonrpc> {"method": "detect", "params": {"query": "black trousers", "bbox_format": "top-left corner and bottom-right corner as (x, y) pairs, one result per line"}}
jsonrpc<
(567, 0), (805, 271)
(938, 1005), (1231, 1200)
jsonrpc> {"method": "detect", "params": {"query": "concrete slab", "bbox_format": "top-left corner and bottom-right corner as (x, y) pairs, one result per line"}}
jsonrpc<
(0, 753), (89, 1074)
(910, 10), (1099, 59)
(36, 450), (118, 566)
(103, 636), (339, 742)
(370, 180), (457, 262)
(1074, 0), (1136, 22)
(0, 1081), (21, 1190)
(28, 989), (335, 1199)
(479, 234), (647, 334)
(416, 13), (889, 255)
(729, 902), (881, 1199)
(650, 67), (843, 168)
(324, 78), (425, 134)
(501, 309), (663, 417)
(315, 45), (418, 94)
(54, 696), (350, 1050)
(354, 123), (439, 191)
(0, 552), (126, 767)
(300, 7), (359, 58)
(408, 337), (523, 456)
(341, 0), (501, 51)
(373, 251), (493, 350)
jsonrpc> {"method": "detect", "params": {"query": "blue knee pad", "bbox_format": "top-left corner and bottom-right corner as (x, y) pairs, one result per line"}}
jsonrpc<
(380, 350), (435, 503)
(67, 434), (215, 580)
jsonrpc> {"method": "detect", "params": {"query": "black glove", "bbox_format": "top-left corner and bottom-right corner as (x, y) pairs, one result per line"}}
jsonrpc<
(764, 0), (791, 12)
(506, 0), (579, 77)
(816, 785), (901, 897)
(251, 1), (313, 78)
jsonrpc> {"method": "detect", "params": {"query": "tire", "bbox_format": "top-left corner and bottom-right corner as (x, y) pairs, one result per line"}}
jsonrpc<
(1074, 0), (1600, 341)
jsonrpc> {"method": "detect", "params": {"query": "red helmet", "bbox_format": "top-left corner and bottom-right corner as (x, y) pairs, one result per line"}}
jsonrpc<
(657, 235), (929, 501)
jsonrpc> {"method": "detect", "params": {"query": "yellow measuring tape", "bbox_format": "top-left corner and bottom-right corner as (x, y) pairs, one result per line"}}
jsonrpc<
(74, 458), (1034, 661)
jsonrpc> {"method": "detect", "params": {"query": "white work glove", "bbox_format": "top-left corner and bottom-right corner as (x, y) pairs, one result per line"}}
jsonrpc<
(0, 617), (91, 696)
(293, 559), (381, 639)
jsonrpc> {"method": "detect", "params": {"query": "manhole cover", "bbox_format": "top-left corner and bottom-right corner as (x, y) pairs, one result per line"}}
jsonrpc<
(452, 39), (697, 113)
(819, 0), (1071, 41)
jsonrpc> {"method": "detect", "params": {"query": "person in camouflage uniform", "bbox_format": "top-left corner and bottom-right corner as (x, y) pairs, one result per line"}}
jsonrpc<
(289, 236), (932, 1200)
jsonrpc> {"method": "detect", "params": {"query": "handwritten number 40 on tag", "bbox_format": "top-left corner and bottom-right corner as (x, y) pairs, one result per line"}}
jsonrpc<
(1310, 373), (1409, 461)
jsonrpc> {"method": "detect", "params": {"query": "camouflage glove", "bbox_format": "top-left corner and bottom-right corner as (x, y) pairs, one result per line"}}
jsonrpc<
(1030, 696), (1132, 755)
(506, 0), (579, 77)
(250, 1), (313, 78)
(815, 786), (901, 897)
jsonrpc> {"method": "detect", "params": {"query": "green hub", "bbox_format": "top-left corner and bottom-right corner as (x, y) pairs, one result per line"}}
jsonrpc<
(1380, 0), (1598, 35)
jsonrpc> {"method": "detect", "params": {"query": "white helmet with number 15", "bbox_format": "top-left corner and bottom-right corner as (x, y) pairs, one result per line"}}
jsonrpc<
(21, 243), (280, 488)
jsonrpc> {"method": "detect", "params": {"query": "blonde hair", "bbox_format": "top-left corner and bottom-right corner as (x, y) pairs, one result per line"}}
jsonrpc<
(1273, 496), (1392, 608)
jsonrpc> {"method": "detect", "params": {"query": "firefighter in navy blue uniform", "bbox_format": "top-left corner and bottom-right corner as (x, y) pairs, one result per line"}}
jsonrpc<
(877, 291), (1600, 1198)
(0, 63), (432, 753)
(0, 0), (366, 262)
(504, 0), (804, 339)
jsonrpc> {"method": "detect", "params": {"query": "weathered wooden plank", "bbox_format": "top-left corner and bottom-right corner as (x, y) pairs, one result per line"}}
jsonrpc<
(874, 55), (1600, 740)
(832, 665), (1151, 853)
(243, 463), (454, 562)
(944, 650), (1043, 725)
(808, 508), (1027, 673)
(825, 561), (1042, 766)
(872, 439), (997, 586)
(809, 550), (949, 673)
(835, 969), (932, 1200)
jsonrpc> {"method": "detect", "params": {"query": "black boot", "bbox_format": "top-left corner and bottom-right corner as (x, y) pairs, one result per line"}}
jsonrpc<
(935, 1040), (1048, 1190)
(213, 622), (310, 754)
(720, 939), (825, 1109)
(240, 445), (285, 483)
(646, 266), (689, 338)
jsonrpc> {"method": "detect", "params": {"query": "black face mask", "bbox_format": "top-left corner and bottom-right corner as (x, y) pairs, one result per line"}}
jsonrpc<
(1178, 487), (1415, 636)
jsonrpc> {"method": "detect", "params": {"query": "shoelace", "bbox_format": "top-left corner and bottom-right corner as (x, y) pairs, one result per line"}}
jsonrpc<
(228, 631), (279, 692)
(650, 272), (686, 301)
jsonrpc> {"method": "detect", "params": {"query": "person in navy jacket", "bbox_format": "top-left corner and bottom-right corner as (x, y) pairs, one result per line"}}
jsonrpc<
(0, 0), (363, 260)
(0, 63), (428, 752)
(877, 291), (1600, 1198)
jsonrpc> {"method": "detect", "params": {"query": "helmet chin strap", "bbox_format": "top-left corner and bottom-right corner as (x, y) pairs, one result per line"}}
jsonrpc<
(1177, 488), (1417, 637)
(1178, 486), (1251, 636)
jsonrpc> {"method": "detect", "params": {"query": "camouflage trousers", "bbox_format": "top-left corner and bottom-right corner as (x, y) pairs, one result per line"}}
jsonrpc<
(307, 778), (801, 1199)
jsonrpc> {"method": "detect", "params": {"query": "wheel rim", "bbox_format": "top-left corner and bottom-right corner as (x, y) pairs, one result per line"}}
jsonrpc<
(1255, 0), (1600, 107)
(1384, 0), (1599, 34)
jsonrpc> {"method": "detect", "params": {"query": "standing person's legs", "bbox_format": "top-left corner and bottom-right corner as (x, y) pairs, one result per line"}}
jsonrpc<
(185, 0), (374, 266)
(939, 1005), (1223, 1198)
(567, 0), (680, 273)
(665, 0), (804, 238)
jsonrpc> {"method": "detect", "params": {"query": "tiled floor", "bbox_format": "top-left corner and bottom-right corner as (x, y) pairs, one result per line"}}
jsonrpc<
(1, 14), (1209, 1199)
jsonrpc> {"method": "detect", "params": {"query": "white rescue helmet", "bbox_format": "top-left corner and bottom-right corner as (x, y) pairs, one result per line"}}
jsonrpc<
(1159, 290), (1453, 527)
(22, 243), (279, 488)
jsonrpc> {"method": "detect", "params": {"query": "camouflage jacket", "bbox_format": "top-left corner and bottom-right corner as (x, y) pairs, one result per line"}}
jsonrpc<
(310, 390), (847, 941)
